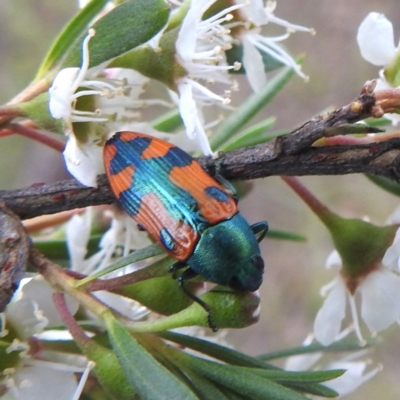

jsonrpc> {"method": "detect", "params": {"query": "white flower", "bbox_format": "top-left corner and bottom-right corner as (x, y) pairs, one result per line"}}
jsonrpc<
(385, 204), (400, 224)
(3, 277), (79, 338)
(49, 30), (108, 132)
(4, 295), (48, 341)
(62, 134), (105, 187)
(92, 291), (149, 321)
(324, 354), (381, 397)
(49, 30), (156, 186)
(234, 0), (314, 92)
(285, 335), (380, 398)
(66, 209), (152, 321)
(314, 250), (400, 346)
(0, 283), (88, 400)
(66, 208), (156, 319)
(2, 365), (79, 400)
(175, 0), (243, 155)
(20, 277), (79, 327)
(66, 212), (92, 270)
(66, 208), (151, 275)
(357, 12), (397, 67)
(357, 12), (400, 125)
(382, 226), (400, 272)
(284, 334), (322, 372)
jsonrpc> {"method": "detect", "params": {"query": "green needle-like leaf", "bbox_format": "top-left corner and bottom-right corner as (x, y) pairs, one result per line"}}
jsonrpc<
(159, 332), (339, 397)
(36, 0), (109, 79)
(152, 109), (183, 132)
(61, 0), (170, 69)
(75, 243), (165, 287)
(179, 368), (231, 400)
(267, 228), (307, 242)
(236, 368), (341, 397)
(366, 174), (400, 197)
(226, 43), (284, 74)
(33, 234), (101, 261)
(211, 64), (299, 150)
(259, 338), (374, 361)
(106, 317), (198, 400)
(248, 368), (344, 384)
(286, 383), (338, 398)
(186, 356), (311, 400)
(160, 331), (278, 370)
(222, 117), (277, 151)
(364, 117), (391, 126)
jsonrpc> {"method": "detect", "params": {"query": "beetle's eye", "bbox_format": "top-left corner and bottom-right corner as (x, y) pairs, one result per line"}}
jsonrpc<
(251, 255), (264, 273)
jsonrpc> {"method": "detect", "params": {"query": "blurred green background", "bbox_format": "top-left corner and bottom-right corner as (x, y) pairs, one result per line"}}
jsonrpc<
(1, 1), (400, 398)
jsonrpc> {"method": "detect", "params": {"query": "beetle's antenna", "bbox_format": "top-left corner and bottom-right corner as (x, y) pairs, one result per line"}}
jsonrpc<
(251, 221), (269, 243)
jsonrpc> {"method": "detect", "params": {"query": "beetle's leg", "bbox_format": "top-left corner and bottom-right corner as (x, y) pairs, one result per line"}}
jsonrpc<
(178, 268), (218, 332)
(137, 223), (146, 232)
(251, 221), (269, 243)
(168, 261), (186, 279)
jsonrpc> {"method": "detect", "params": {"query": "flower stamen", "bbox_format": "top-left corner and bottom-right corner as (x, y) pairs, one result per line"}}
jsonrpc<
(348, 294), (365, 344)
(72, 361), (95, 400)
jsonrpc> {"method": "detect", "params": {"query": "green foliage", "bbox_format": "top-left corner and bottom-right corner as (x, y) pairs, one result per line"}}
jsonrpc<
(366, 174), (400, 197)
(75, 243), (166, 286)
(38, 0), (170, 78)
(81, 340), (137, 400)
(211, 64), (300, 150)
(226, 43), (284, 74)
(106, 317), (197, 400)
(0, 1), (384, 398)
(36, 0), (110, 79)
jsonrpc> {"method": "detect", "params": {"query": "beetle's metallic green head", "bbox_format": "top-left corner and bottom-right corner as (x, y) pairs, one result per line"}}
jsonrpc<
(187, 213), (265, 291)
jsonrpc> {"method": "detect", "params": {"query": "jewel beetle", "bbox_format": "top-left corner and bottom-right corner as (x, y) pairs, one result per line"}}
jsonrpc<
(104, 131), (268, 329)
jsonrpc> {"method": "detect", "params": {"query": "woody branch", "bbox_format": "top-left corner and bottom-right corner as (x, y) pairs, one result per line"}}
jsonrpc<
(2, 82), (400, 220)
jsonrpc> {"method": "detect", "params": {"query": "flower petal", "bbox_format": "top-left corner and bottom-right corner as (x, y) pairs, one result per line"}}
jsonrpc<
(48, 68), (80, 119)
(63, 135), (104, 187)
(177, 80), (198, 139)
(175, 0), (216, 59)
(6, 298), (44, 339)
(93, 291), (149, 320)
(236, 0), (268, 26)
(382, 112), (400, 126)
(314, 278), (347, 345)
(325, 249), (342, 271)
(386, 207), (400, 224)
(66, 214), (91, 270)
(177, 80), (213, 155)
(22, 277), (79, 327)
(359, 268), (400, 332)
(357, 12), (397, 66)
(382, 227), (400, 271)
(324, 360), (380, 396)
(241, 34), (267, 92)
(285, 352), (322, 372)
(11, 365), (78, 400)
(381, 246), (400, 271)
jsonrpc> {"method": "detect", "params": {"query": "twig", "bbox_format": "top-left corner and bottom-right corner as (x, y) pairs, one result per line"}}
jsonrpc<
(0, 204), (30, 310)
(2, 84), (400, 219)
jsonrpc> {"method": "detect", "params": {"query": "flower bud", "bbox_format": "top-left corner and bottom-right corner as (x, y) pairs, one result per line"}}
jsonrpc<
(115, 276), (205, 316)
(127, 287), (260, 332)
(201, 287), (261, 329)
(18, 94), (63, 133)
(328, 216), (397, 288)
